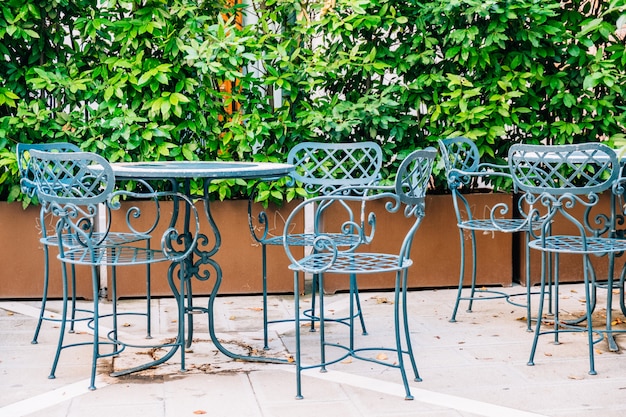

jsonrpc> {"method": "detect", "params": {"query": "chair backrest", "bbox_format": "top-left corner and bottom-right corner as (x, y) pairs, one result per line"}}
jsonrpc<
(17, 142), (81, 197)
(287, 141), (383, 194)
(282, 147), (435, 273)
(438, 137), (480, 181)
(508, 143), (619, 196)
(27, 149), (115, 206)
(394, 147), (437, 216)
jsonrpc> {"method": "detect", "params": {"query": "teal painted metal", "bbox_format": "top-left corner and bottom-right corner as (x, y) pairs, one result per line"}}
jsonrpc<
(509, 143), (626, 375)
(438, 137), (537, 330)
(17, 143), (85, 343)
(283, 147), (436, 400)
(108, 160), (294, 366)
(17, 143), (154, 344)
(26, 149), (200, 390)
(248, 141), (384, 350)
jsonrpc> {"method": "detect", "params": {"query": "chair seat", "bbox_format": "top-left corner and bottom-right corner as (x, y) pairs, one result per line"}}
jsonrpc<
(264, 232), (361, 247)
(42, 232), (149, 248)
(459, 218), (536, 232)
(529, 235), (626, 254)
(60, 245), (169, 266)
(290, 252), (412, 274)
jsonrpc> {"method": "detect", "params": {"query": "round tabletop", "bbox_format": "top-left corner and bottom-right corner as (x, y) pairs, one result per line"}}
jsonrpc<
(108, 160), (294, 180)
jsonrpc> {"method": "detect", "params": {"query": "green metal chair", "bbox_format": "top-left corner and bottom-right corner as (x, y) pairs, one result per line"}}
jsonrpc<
(248, 141), (383, 349)
(27, 149), (199, 390)
(283, 147), (436, 400)
(438, 137), (537, 329)
(18, 143), (154, 343)
(18, 143), (84, 343)
(509, 143), (625, 375)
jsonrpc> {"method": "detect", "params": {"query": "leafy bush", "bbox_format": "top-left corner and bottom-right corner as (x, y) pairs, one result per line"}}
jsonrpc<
(1, 0), (625, 205)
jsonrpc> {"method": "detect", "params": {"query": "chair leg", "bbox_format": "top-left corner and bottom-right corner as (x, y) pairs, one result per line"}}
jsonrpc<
(318, 273), (327, 372)
(294, 270), (303, 400)
(528, 251), (548, 367)
(309, 273), (318, 332)
(450, 228), (468, 322)
(262, 244), (270, 349)
(32, 244), (51, 344)
(400, 270), (420, 383)
(89, 265), (100, 391)
(145, 239), (152, 339)
(351, 274), (367, 335)
(582, 256), (597, 375)
(48, 260), (70, 381)
(393, 270), (414, 400)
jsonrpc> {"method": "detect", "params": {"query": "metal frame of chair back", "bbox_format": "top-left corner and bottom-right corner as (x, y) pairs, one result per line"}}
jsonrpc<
(282, 147), (436, 400)
(248, 141), (383, 350)
(509, 143), (626, 375)
(438, 137), (536, 330)
(27, 149), (200, 390)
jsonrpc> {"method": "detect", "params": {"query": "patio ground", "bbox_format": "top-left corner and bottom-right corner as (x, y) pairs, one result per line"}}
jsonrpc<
(1, 282), (625, 417)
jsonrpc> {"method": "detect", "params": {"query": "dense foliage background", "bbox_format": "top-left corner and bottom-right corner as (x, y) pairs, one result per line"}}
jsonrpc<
(1, 0), (625, 205)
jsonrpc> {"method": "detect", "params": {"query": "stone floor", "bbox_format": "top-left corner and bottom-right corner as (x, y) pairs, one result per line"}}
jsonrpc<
(1, 283), (626, 417)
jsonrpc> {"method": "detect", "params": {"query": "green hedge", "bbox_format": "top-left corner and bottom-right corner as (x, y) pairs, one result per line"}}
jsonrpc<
(1, 0), (625, 206)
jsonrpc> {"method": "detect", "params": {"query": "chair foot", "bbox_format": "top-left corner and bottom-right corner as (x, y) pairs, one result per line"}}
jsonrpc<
(414, 377), (423, 382)
(362, 331), (368, 336)
(405, 395), (414, 401)
(48, 374), (56, 380)
(295, 394), (304, 400)
(448, 318), (457, 323)
(527, 361), (535, 366)
(31, 340), (38, 345)
(589, 369), (597, 376)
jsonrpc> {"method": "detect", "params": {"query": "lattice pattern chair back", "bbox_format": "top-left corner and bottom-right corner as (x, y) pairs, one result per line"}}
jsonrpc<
(17, 143), (82, 199)
(395, 147), (434, 216)
(287, 141), (383, 194)
(28, 150), (115, 206)
(438, 137), (482, 188)
(508, 143), (619, 196)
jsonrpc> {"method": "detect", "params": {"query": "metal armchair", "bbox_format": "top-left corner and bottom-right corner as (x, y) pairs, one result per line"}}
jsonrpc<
(27, 149), (199, 390)
(18, 143), (154, 343)
(438, 137), (536, 329)
(18, 142), (83, 343)
(248, 141), (383, 349)
(509, 143), (626, 375)
(283, 147), (436, 400)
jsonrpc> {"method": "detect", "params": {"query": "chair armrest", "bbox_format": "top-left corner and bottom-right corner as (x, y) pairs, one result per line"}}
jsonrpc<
(281, 189), (399, 274)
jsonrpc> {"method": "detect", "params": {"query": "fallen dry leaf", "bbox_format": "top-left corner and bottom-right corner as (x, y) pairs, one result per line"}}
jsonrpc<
(229, 315), (236, 320)
(376, 353), (388, 361)
(123, 323), (131, 327)
(544, 352), (553, 357)
(341, 358), (353, 364)
(568, 375), (584, 380)
(193, 410), (207, 415)
(248, 307), (263, 312)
